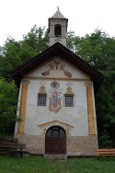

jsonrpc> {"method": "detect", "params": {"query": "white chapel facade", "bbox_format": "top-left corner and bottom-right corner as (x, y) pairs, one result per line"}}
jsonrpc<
(13, 9), (103, 156)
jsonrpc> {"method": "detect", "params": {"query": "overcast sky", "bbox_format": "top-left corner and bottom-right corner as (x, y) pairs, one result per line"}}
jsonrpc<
(0, 0), (115, 46)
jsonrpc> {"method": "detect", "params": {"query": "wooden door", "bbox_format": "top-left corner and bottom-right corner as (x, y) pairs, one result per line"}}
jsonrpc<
(45, 126), (66, 154)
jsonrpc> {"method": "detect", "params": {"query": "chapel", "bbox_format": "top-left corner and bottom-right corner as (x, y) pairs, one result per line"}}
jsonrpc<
(12, 9), (103, 157)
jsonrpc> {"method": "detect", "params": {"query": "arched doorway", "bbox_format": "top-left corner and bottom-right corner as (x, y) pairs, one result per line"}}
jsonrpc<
(45, 126), (66, 154)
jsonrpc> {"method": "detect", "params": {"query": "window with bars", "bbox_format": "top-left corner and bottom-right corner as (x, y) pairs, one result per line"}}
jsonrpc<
(38, 94), (46, 106)
(65, 95), (73, 107)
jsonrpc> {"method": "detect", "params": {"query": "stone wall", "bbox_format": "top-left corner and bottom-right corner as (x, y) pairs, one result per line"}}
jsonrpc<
(67, 135), (98, 156)
(15, 134), (98, 156)
(16, 134), (44, 154)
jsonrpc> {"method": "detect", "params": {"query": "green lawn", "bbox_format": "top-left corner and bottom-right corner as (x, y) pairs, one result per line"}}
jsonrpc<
(0, 156), (115, 173)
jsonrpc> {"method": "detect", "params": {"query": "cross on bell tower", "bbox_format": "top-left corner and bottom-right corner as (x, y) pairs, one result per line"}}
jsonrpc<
(48, 8), (68, 47)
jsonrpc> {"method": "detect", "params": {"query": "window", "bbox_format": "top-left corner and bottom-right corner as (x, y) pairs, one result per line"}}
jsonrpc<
(60, 129), (65, 137)
(38, 94), (46, 106)
(54, 24), (61, 37)
(65, 95), (73, 107)
(46, 130), (51, 137)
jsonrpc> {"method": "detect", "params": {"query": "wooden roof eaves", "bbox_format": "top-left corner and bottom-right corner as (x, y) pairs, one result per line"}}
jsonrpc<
(11, 42), (104, 90)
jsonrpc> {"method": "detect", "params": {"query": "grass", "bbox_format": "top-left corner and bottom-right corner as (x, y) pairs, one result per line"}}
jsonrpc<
(0, 155), (115, 173)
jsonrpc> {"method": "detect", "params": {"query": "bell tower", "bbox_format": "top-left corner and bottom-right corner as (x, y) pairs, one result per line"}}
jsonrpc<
(48, 8), (68, 47)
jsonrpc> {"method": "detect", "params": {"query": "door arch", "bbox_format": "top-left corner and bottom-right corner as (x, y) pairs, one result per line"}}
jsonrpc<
(45, 126), (66, 154)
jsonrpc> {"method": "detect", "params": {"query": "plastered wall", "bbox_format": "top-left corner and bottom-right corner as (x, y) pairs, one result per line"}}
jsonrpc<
(15, 57), (97, 137)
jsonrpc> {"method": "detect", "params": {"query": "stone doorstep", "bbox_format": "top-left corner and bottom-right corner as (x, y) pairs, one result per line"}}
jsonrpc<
(44, 154), (67, 160)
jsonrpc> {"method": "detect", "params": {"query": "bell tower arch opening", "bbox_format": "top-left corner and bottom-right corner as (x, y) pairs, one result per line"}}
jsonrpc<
(54, 24), (62, 37)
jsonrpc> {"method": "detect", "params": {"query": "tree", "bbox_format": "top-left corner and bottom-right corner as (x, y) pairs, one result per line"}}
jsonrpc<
(0, 26), (48, 78)
(0, 78), (18, 140)
(23, 25), (48, 54)
(67, 30), (115, 147)
(0, 39), (22, 78)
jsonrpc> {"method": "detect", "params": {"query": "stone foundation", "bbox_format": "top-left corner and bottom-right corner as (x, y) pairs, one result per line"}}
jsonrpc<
(15, 134), (45, 154)
(15, 134), (98, 156)
(67, 135), (98, 156)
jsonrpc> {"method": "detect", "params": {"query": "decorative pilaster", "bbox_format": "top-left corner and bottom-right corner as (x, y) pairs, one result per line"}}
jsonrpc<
(18, 81), (28, 134)
(87, 82), (96, 135)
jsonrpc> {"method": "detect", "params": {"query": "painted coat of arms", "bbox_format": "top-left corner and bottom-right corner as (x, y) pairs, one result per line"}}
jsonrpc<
(49, 90), (62, 112)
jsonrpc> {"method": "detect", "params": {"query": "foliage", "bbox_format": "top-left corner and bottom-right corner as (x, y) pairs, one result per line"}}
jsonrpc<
(0, 26), (48, 78)
(67, 30), (115, 147)
(0, 156), (115, 173)
(0, 78), (18, 139)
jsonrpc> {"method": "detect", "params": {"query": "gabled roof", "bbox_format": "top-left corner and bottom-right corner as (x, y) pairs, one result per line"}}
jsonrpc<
(11, 42), (104, 92)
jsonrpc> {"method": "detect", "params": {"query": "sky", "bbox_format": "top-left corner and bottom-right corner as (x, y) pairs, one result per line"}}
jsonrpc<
(0, 0), (115, 46)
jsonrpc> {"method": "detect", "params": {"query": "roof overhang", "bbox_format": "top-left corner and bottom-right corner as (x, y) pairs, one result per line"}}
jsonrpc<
(11, 42), (104, 92)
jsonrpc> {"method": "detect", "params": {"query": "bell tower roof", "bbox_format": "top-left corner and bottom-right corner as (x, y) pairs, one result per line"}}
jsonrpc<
(51, 8), (66, 19)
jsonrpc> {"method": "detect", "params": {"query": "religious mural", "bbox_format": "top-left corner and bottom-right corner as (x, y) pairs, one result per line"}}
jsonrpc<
(49, 90), (62, 112)
(42, 58), (72, 77)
